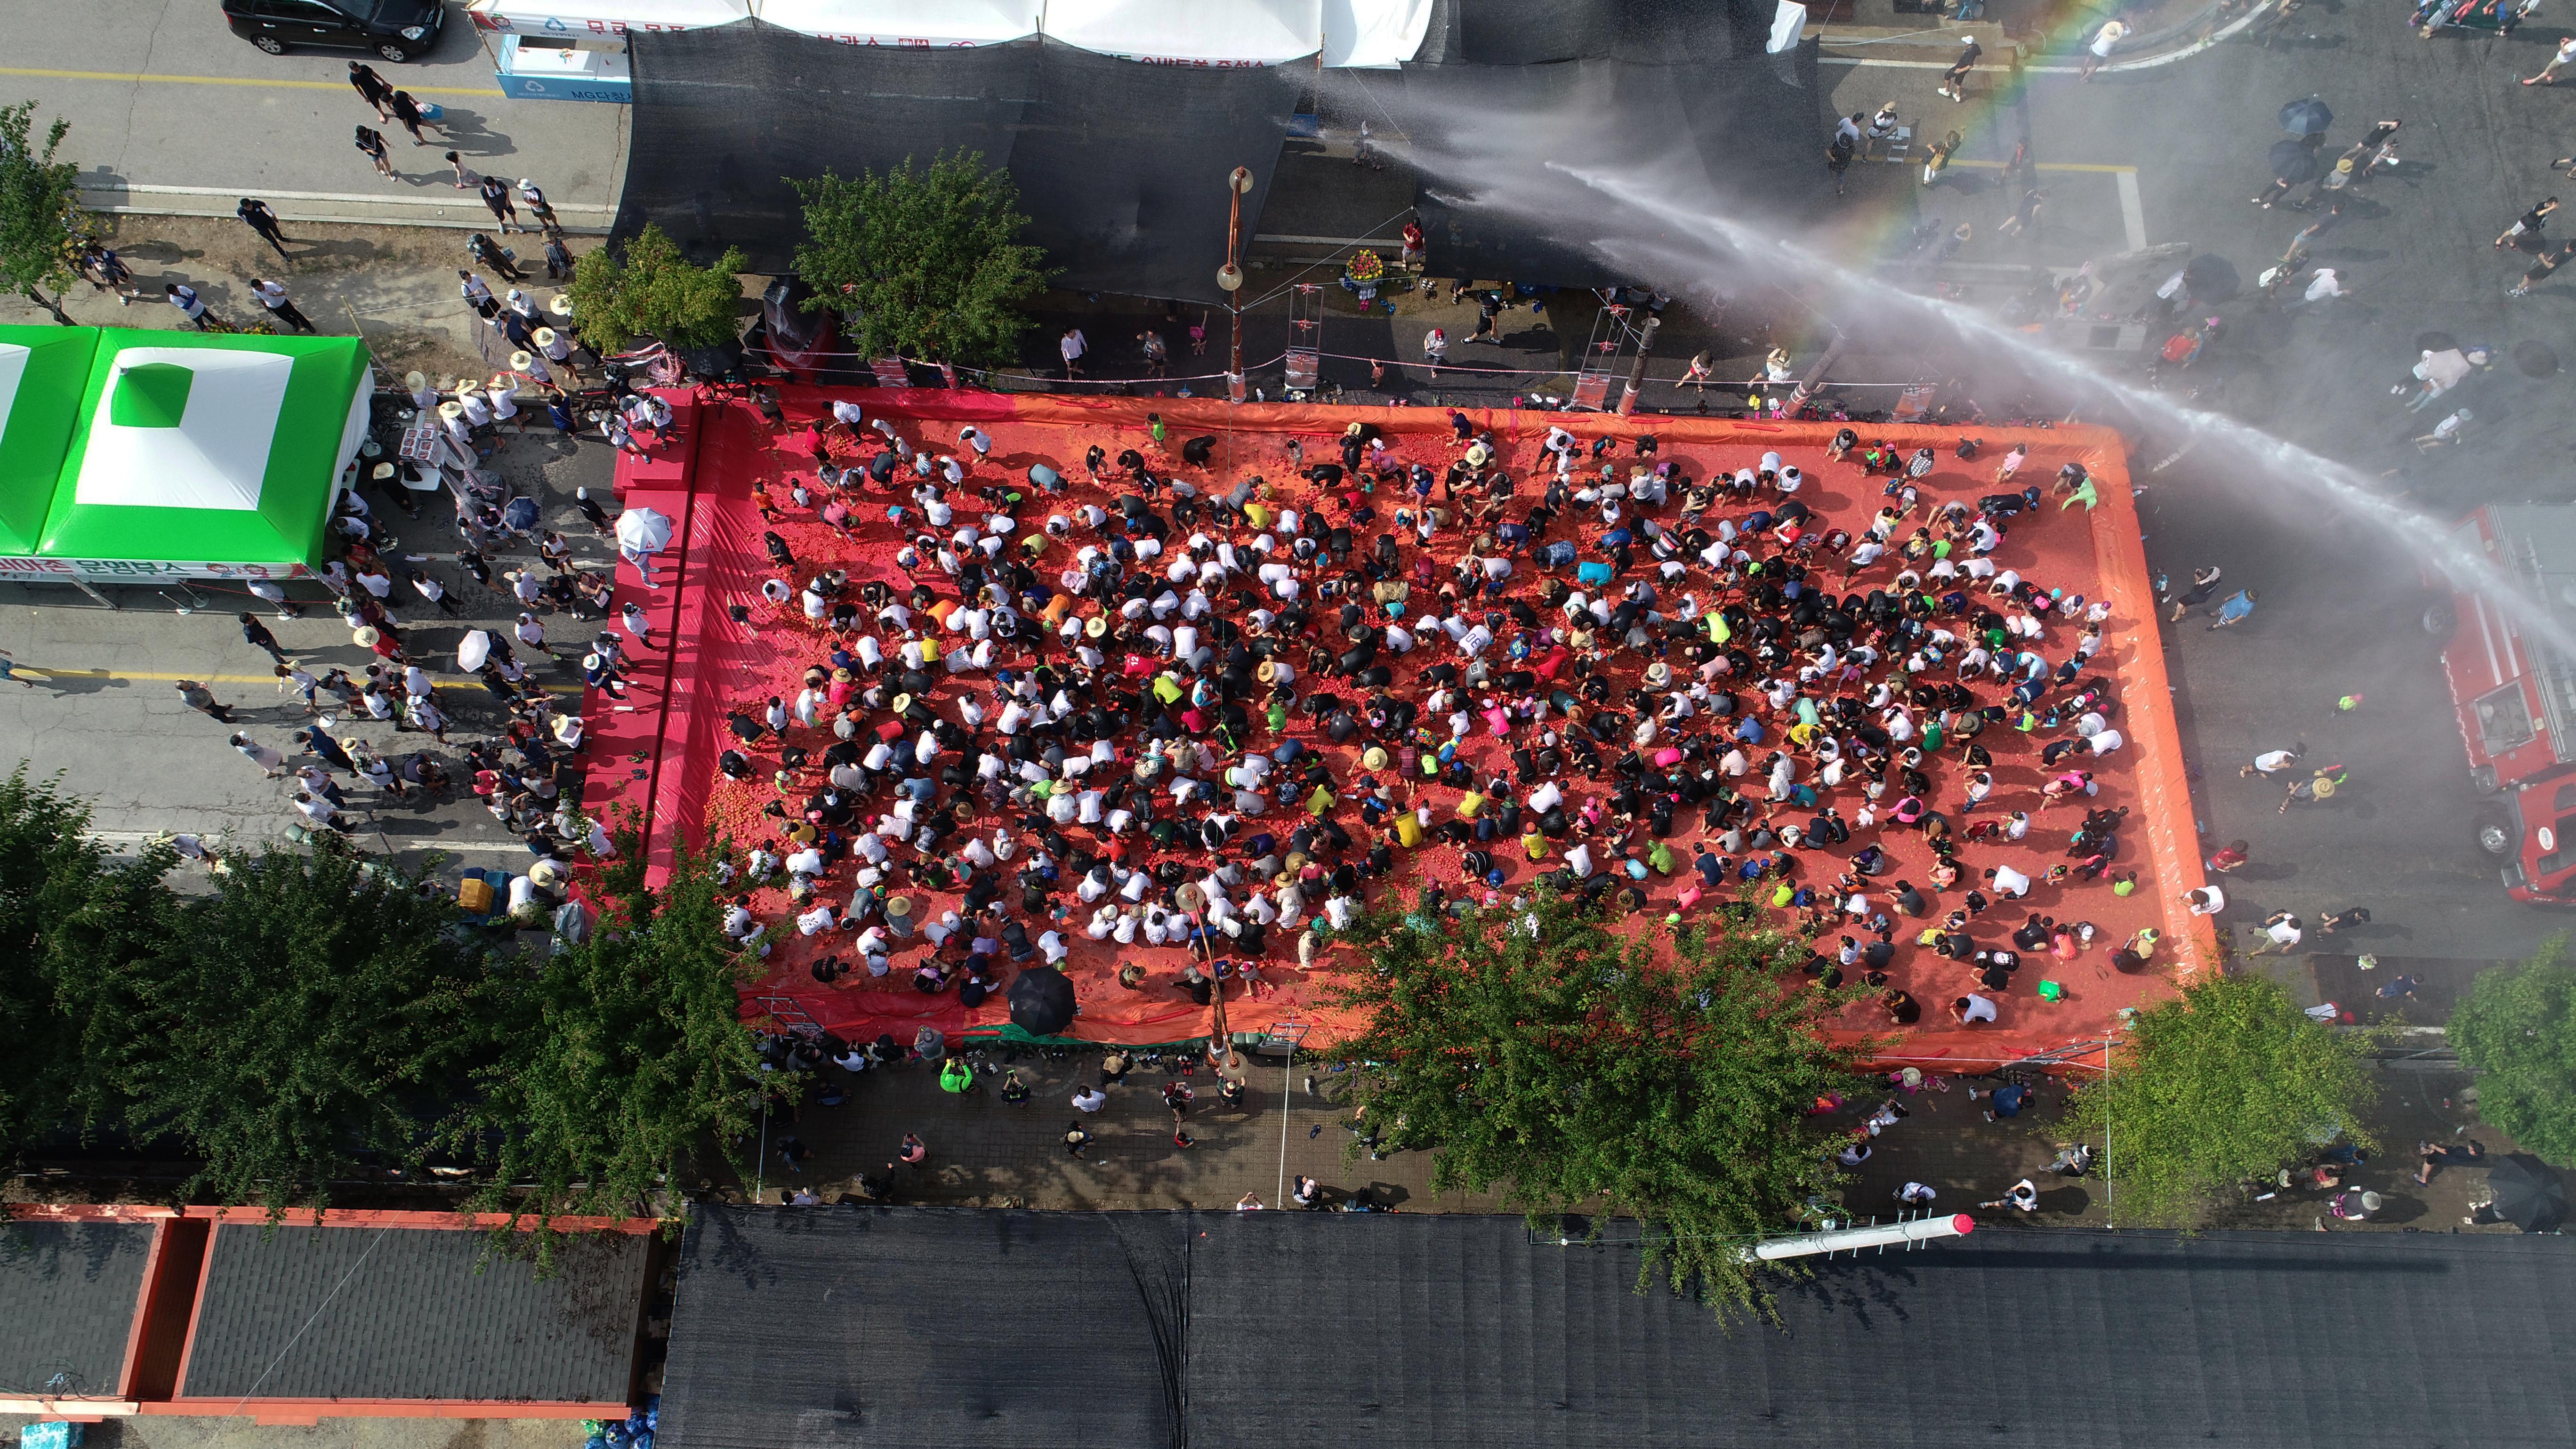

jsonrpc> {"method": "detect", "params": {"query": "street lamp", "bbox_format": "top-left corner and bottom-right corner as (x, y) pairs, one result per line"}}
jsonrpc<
(1220, 166), (1252, 402)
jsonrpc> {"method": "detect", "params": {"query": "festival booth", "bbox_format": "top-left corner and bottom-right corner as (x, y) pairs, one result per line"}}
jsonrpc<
(0, 326), (372, 587)
(467, 0), (753, 101)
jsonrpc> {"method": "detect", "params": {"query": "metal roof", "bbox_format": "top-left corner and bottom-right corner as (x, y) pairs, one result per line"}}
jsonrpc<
(178, 1223), (647, 1404)
(661, 1207), (2576, 1449)
(0, 1219), (154, 1401)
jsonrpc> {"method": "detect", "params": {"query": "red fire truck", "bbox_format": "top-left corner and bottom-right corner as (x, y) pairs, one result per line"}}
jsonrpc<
(2437, 504), (2576, 903)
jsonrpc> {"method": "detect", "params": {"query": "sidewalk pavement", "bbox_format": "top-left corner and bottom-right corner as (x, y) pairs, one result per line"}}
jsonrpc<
(742, 1038), (2528, 1241)
(8, 0), (626, 230)
(0, 214), (601, 383)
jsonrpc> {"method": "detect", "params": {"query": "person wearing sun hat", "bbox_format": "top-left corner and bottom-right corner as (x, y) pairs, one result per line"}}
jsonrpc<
(1935, 33), (1980, 103)
(534, 323), (584, 381)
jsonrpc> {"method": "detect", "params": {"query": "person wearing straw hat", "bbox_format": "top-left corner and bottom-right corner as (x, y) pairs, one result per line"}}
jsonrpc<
(536, 325), (583, 381)
(512, 348), (558, 392)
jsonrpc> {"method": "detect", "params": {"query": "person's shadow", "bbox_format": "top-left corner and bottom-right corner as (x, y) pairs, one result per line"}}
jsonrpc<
(22, 668), (125, 696)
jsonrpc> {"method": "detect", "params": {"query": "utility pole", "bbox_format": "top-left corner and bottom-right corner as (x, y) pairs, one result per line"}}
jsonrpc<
(1219, 166), (1253, 403)
(1616, 313), (1660, 416)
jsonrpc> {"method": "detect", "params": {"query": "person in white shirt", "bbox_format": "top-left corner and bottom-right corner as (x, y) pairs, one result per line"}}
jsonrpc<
(1071, 1086), (1107, 1112)
(248, 278), (315, 333)
(1951, 992), (1998, 1024)
(1986, 864), (2031, 898)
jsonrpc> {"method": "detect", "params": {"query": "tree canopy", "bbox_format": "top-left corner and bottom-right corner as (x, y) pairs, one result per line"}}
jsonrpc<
(53, 841), (514, 1213)
(2064, 971), (2380, 1225)
(0, 101), (85, 325)
(566, 222), (745, 353)
(463, 830), (777, 1246)
(1323, 891), (1870, 1317)
(2450, 936), (2576, 1167)
(0, 768), (169, 1167)
(790, 152), (1053, 368)
(0, 767), (773, 1234)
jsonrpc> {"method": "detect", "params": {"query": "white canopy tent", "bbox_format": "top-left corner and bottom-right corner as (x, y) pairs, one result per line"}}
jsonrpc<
(756, 0), (1036, 45)
(1319, 0), (1434, 67)
(468, 0), (751, 35)
(1041, 0), (1318, 65)
(474, 0), (1433, 63)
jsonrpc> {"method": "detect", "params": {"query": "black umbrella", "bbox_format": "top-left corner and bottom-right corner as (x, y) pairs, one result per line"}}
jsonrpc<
(2182, 253), (2241, 303)
(2266, 139), (2319, 186)
(2487, 1154), (2569, 1233)
(1007, 966), (1078, 1036)
(2279, 97), (2333, 136)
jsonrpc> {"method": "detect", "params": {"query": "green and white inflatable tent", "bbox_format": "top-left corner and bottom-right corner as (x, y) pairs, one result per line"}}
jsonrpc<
(0, 325), (373, 582)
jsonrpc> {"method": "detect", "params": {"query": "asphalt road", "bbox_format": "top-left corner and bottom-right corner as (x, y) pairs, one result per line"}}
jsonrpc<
(0, 426), (616, 867)
(2, 0), (628, 221)
(1811, 17), (2576, 962)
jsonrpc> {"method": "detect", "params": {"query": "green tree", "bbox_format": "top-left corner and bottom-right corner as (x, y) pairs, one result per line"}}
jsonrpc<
(1324, 891), (1869, 1318)
(789, 153), (1053, 369)
(53, 841), (513, 1214)
(0, 102), (85, 325)
(566, 223), (744, 354)
(2451, 936), (2576, 1167)
(464, 832), (774, 1248)
(2065, 972), (2380, 1225)
(0, 767), (177, 1167)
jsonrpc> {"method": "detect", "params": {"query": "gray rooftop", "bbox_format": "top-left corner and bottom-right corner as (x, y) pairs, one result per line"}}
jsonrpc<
(179, 1223), (647, 1405)
(660, 1206), (2576, 1449)
(0, 1219), (154, 1401)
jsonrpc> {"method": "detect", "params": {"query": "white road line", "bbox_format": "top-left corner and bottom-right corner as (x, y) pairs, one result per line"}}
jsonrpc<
(1818, 9), (2262, 72)
(89, 828), (537, 853)
(2116, 166), (2149, 250)
(80, 181), (613, 215)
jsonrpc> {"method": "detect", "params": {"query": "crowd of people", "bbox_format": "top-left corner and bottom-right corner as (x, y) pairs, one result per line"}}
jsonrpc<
(689, 397), (2168, 1066)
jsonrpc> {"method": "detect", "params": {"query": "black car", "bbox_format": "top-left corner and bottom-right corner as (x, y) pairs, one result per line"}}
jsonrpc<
(220, 0), (446, 63)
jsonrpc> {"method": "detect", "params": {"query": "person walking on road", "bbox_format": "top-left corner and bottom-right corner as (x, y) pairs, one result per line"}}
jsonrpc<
(1936, 35), (1981, 103)
(1060, 326), (1087, 379)
(248, 278), (316, 334)
(237, 198), (293, 260)
(238, 612), (291, 666)
(2207, 587), (2260, 630)
(354, 124), (394, 180)
(2511, 243), (2572, 296)
(347, 61), (394, 120)
(0, 649), (36, 690)
(2497, 197), (2559, 252)
(388, 89), (444, 145)
(231, 733), (287, 778)
(176, 680), (235, 723)
(2526, 33), (2576, 83)
(1827, 129), (1856, 196)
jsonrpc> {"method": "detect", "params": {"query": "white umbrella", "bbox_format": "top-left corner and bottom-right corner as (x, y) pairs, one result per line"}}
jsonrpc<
(457, 629), (492, 673)
(616, 506), (675, 555)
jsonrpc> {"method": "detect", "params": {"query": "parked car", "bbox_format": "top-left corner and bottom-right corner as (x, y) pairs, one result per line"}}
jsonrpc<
(220, 0), (445, 63)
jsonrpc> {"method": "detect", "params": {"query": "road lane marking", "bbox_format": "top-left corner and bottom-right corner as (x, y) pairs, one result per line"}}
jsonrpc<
(33, 667), (583, 695)
(0, 65), (502, 97)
